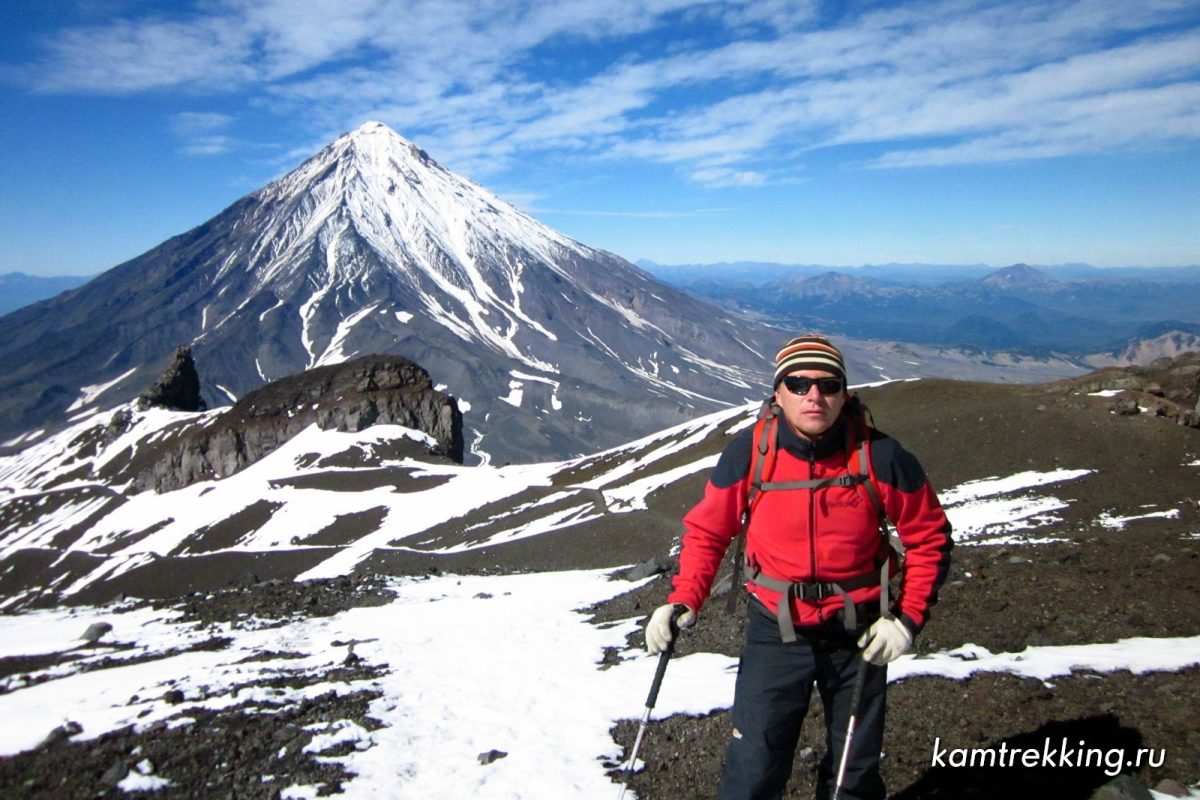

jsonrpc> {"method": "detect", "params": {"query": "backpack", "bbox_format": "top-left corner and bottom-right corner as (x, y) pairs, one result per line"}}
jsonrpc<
(721, 395), (902, 641)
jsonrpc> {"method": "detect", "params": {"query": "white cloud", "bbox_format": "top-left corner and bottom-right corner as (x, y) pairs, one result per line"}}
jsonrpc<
(169, 111), (236, 156)
(35, 15), (257, 93)
(20, 0), (1200, 180)
(170, 111), (233, 134)
(180, 136), (235, 156)
(689, 166), (766, 187)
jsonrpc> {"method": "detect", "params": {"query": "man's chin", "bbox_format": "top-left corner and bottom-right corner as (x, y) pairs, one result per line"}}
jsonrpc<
(795, 421), (834, 438)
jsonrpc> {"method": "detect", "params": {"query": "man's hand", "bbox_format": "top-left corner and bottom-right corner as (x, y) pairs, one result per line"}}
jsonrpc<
(857, 616), (913, 665)
(645, 603), (696, 655)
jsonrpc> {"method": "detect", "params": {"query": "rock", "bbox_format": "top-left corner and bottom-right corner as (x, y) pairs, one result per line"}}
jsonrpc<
(1089, 774), (1153, 800)
(1110, 398), (1141, 415)
(626, 555), (669, 581)
(709, 572), (734, 597)
(100, 760), (128, 787)
(1153, 778), (1189, 797)
(163, 689), (186, 704)
(38, 720), (83, 749)
(477, 749), (508, 765)
(105, 408), (134, 441)
(137, 345), (206, 412)
(79, 621), (113, 645)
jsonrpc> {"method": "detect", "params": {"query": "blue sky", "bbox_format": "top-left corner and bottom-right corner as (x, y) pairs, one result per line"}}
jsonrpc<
(1, 0), (1199, 277)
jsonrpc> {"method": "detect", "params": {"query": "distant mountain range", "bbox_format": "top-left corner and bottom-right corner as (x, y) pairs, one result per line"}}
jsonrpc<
(0, 272), (92, 316)
(638, 261), (1200, 359)
(637, 259), (1200, 287)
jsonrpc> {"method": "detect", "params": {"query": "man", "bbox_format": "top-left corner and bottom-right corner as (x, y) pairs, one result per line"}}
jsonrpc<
(644, 334), (952, 800)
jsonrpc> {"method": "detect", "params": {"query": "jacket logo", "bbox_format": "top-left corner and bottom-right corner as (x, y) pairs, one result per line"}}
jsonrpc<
(825, 497), (861, 509)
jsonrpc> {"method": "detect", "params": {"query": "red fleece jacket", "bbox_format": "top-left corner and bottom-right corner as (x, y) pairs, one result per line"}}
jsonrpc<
(668, 413), (953, 634)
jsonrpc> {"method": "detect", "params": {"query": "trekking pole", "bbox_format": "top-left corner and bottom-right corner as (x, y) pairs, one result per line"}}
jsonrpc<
(832, 654), (872, 800)
(618, 608), (684, 800)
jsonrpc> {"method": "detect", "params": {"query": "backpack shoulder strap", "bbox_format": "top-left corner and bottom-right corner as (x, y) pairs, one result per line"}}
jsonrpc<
(723, 399), (777, 611)
(846, 398), (886, 521)
(845, 394), (905, 617)
(747, 401), (780, 510)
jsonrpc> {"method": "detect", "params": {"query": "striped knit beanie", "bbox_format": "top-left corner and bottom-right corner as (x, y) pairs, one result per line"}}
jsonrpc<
(773, 334), (847, 387)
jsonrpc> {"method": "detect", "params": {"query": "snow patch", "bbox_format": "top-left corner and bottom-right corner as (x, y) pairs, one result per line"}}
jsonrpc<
(941, 469), (1093, 545)
(67, 367), (139, 412)
(315, 303), (380, 367)
(891, 636), (1200, 683)
(2, 429), (46, 448)
(1097, 508), (1180, 529)
(468, 429), (490, 466)
(259, 296), (285, 323)
(500, 380), (524, 408)
(510, 370), (563, 412)
(117, 759), (172, 791)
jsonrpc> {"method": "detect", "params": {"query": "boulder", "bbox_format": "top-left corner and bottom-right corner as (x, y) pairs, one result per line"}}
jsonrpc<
(79, 621), (113, 645)
(626, 555), (670, 581)
(1088, 775), (1153, 800)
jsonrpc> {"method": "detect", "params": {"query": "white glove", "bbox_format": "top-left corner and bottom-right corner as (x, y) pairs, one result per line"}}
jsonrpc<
(857, 616), (913, 665)
(645, 603), (696, 655)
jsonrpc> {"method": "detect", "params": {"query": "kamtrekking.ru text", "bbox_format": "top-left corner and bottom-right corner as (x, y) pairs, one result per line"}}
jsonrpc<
(931, 737), (1165, 777)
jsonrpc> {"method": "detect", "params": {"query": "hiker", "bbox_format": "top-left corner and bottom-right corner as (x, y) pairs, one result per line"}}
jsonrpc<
(644, 334), (952, 800)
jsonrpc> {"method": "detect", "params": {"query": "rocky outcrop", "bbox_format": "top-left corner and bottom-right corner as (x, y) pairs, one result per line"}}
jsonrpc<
(1049, 351), (1200, 427)
(109, 355), (463, 493)
(137, 346), (206, 412)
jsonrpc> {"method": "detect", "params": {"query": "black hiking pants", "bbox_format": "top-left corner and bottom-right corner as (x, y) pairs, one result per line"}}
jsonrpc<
(715, 597), (887, 800)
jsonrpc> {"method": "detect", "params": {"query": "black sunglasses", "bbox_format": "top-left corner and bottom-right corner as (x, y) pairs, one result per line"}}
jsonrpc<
(782, 376), (845, 396)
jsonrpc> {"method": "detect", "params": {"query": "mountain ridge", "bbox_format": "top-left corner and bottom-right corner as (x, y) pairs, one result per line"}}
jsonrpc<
(0, 272), (93, 316)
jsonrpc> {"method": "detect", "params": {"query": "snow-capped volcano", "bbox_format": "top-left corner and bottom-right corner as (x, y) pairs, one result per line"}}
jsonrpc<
(0, 122), (774, 463)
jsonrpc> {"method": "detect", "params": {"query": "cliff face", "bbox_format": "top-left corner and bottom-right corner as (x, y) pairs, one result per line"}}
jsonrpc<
(106, 354), (463, 493)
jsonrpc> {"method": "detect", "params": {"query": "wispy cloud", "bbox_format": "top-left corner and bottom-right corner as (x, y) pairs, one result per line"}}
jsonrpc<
(18, 0), (1200, 181)
(170, 111), (236, 156)
(35, 14), (256, 93)
(540, 207), (733, 218)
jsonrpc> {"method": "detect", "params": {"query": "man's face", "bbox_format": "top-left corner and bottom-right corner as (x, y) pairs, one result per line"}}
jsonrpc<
(774, 369), (847, 440)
